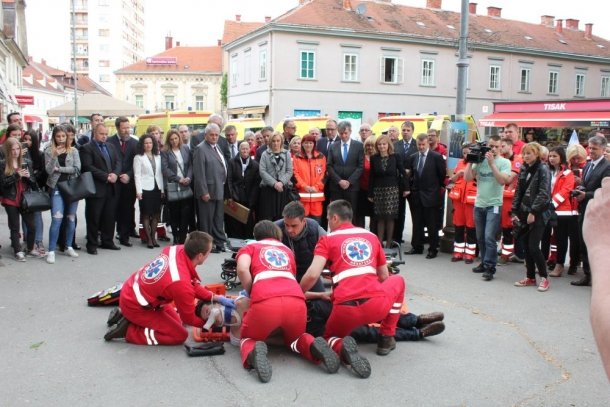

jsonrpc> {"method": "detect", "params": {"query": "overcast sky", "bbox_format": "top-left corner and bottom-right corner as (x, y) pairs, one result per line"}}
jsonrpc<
(25, 0), (610, 71)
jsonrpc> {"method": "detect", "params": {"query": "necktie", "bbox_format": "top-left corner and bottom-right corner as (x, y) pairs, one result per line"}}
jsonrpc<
(213, 146), (227, 178)
(120, 140), (126, 153)
(99, 143), (111, 169)
(585, 162), (595, 182)
(404, 142), (408, 154)
(231, 144), (236, 158)
(342, 143), (348, 163)
(417, 152), (425, 175)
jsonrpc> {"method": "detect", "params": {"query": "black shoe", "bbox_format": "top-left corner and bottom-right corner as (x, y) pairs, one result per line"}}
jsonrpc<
(153, 242), (160, 248)
(547, 261), (556, 271)
(100, 244), (121, 250)
(247, 341), (272, 383)
(147, 244), (154, 249)
(425, 250), (438, 259)
(130, 231), (140, 238)
(119, 240), (133, 247)
(340, 336), (371, 378)
(72, 244), (81, 251)
(472, 263), (485, 273)
(104, 317), (130, 341)
(419, 321), (446, 338)
(86, 246), (98, 255)
(405, 248), (423, 255)
(482, 267), (495, 281)
(416, 312), (444, 328)
(376, 335), (396, 356)
(567, 265), (578, 275)
(158, 236), (171, 242)
(310, 337), (340, 373)
(571, 275), (591, 286)
(107, 307), (123, 327)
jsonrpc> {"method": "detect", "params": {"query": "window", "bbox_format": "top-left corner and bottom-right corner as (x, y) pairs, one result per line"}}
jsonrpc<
(602, 76), (610, 97)
(230, 55), (238, 87)
(380, 56), (403, 84)
(99, 29), (110, 37)
(575, 74), (586, 96)
(489, 65), (501, 90)
(165, 95), (175, 110)
(195, 95), (205, 111)
(343, 53), (358, 81)
(548, 71), (559, 94)
(244, 50), (251, 85)
(300, 51), (315, 79)
(421, 59), (435, 86)
(135, 95), (143, 108)
(520, 68), (531, 92)
(259, 49), (267, 81)
(98, 60), (110, 67)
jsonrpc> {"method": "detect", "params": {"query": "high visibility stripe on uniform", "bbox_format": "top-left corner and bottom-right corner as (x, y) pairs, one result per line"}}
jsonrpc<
(464, 247), (476, 256)
(331, 266), (376, 285)
(390, 309), (400, 314)
(299, 192), (324, 199)
(168, 246), (180, 282)
(290, 338), (300, 353)
(393, 302), (402, 307)
(253, 270), (296, 284)
(328, 337), (341, 349)
(144, 327), (158, 345)
(555, 210), (574, 216)
(328, 228), (374, 237)
(133, 273), (150, 307)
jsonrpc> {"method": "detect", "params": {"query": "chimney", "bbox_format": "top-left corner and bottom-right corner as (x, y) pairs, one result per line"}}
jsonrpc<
(264, 16), (271, 23)
(342, 0), (352, 10)
(565, 18), (579, 30)
(555, 19), (563, 34)
(487, 6), (501, 18)
(176, 41), (180, 47)
(541, 15), (554, 27)
(426, 0), (442, 9)
(165, 35), (173, 50)
(468, 3), (477, 14)
(217, 39), (222, 46)
(585, 23), (593, 39)
(235, 14), (241, 22)
(41, 58), (46, 65)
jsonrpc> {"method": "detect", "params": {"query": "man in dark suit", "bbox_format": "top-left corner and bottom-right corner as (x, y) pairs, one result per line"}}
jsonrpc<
(405, 133), (446, 259)
(572, 133), (610, 286)
(107, 116), (138, 246)
(254, 126), (274, 162)
(192, 123), (231, 252)
(227, 141), (260, 239)
(189, 114), (225, 154)
(316, 119), (339, 157)
(77, 113), (104, 146)
(80, 124), (122, 254)
(394, 121), (419, 243)
(327, 120), (364, 223)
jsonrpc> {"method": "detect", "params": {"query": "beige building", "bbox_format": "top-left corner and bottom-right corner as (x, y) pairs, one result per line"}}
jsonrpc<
(114, 39), (222, 114)
(224, 0), (610, 130)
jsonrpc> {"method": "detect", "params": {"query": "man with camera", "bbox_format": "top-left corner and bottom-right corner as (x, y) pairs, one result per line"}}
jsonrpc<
(464, 135), (512, 281)
(571, 133), (610, 286)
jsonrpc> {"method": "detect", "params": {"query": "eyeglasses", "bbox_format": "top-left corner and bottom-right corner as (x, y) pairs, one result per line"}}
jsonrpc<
(326, 128), (337, 131)
(359, 129), (371, 132)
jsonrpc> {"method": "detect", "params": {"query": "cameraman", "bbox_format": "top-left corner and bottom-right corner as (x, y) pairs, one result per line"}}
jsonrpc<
(464, 135), (511, 281)
(571, 133), (610, 287)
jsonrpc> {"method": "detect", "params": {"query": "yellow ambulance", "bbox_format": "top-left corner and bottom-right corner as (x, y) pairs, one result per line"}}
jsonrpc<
(224, 118), (266, 140)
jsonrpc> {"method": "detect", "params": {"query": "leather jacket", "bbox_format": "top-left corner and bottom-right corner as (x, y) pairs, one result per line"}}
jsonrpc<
(511, 160), (551, 220)
(0, 158), (38, 201)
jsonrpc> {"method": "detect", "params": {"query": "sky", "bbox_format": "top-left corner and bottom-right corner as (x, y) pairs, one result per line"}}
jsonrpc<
(25, 0), (610, 72)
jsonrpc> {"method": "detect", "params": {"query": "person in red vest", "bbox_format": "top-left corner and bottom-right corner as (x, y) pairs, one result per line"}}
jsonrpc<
(504, 123), (525, 155)
(498, 138), (522, 264)
(448, 143), (478, 263)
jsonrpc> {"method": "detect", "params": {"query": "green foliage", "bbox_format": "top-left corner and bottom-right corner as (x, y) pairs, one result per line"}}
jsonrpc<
(220, 73), (228, 108)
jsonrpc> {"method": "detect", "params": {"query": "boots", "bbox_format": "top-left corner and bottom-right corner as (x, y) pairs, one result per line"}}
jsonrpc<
(549, 264), (564, 277)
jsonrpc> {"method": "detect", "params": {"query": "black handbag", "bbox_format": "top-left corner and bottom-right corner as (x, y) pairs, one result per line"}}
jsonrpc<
(21, 189), (51, 213)
(287, 185), (301, 202)
(57, 171), (96, 202)
(167, 182), (193, 202)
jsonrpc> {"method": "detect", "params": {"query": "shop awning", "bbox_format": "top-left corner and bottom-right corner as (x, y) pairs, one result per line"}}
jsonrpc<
(227, 105), (267, 116)
(24, 114), (43, 123)
(479, 111), (610, 128)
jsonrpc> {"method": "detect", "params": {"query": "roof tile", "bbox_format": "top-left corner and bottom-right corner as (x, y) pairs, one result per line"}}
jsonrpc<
(115, 46), (222, 73)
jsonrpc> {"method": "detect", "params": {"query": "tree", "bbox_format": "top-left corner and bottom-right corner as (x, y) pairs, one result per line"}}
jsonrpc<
(220, 73), (228, 108)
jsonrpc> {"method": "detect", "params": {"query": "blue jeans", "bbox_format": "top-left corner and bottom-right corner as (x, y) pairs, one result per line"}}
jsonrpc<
(48, 189), (78, 252)
(22, 211), (44, 245)
(474, 206), (501, 269)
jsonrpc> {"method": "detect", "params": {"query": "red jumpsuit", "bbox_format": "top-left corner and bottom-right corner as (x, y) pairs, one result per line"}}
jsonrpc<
(500, 154), (523, 260)
(448, 159), (477, 261)
(314, 223), (405, 356)
(236, 239), (316, 368)
(119, 245), (214, 345)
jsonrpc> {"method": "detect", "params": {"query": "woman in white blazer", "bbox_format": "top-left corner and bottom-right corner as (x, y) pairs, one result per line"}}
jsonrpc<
(133, 134), (165, 248)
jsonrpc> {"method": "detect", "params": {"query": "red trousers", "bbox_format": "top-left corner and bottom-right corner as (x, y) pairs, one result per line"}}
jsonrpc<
(303, 201), (323, 217)
(240, 296), (315, 368)
(452, 200), (474, 228)
(324, 275), (405, 356)
(121, 300), (188, 346)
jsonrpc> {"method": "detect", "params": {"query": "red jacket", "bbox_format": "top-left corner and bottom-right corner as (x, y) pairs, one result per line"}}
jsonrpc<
(448, 159), (477, 204)
(551, 168), (576, 216)
(503, 154), (523, 199)
(292, 151), (326, 203)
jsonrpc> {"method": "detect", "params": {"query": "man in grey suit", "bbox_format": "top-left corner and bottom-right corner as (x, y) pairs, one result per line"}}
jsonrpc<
(327, 120), (364, 224)
(192, 123), (231, 253)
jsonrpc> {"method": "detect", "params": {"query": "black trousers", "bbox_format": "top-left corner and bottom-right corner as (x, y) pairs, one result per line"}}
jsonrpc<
(115, 181), (136, 241)
(5, 205), (35, 253)
(578, 213), (590, 275)
(394, 197), (407, 243)
(167, 199), (193, 244)
(85, 193), (118, 248)
(410, 198), (439, 252)
(524, 219), (548, 279)
(555, 215), (580, 265)
(329, 189), (359, 223)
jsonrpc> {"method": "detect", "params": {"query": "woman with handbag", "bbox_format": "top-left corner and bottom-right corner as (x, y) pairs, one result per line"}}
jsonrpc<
(44, 125), (81, 264)
(161, 129), (193, 244)
(257, 132), (293, 221)
(134, 134), (164, 248)
(0, 138), (38, 261)
(22, 129), (47, 256)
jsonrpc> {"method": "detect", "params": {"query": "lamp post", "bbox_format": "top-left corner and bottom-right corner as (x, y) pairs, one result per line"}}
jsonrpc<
(71, 0), (78, 125)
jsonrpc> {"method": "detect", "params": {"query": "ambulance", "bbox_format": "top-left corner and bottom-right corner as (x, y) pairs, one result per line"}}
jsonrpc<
(224, 117), (266, 140)
(274, 116), (331, 137)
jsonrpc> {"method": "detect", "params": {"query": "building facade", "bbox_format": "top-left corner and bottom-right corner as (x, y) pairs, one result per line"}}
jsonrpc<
(114, 39), (222, 114)
(224, 0), (610, 131)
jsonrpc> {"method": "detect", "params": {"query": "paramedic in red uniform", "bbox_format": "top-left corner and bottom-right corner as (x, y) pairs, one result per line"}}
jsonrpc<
(499, 138), (522, 263)
(236, 220), (339, 383)
(104, 231), (234, 345)
(300, 199), (406, 379)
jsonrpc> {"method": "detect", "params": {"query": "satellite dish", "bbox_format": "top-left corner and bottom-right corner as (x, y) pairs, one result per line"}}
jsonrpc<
(356, 3), (367, 15)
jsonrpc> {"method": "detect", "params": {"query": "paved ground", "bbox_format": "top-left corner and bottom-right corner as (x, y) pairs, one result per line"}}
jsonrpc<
(0, 210), (608, 407)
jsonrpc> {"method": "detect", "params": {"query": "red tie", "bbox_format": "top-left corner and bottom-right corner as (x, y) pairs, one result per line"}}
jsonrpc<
(120, 140), (126, 153)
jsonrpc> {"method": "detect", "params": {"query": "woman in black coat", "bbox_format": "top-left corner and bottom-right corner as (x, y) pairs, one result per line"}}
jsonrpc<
(228, 141), (260, 239)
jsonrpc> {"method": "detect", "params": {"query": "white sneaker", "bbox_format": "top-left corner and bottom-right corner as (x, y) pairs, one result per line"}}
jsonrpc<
(65, 247), (79, 258)
(46, 251), (56, 264)
(15, 252), (26, 262)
